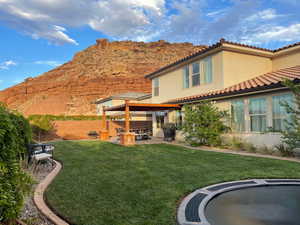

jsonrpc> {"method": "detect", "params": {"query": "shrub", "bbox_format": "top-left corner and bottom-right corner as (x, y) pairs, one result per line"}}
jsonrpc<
(243, 142), (257, 153)
(182, 102), (230, 146)
(281, 80), (300, 151)
(229, 137), (245, 150)
(257, 145), (273, 155)
(0, 104), (33, 223)
(275, 144), (294, 157)
(29, 115), (54, 142)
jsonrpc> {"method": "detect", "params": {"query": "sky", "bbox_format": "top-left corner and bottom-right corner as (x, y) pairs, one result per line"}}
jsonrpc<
(0, 0), (300, 90)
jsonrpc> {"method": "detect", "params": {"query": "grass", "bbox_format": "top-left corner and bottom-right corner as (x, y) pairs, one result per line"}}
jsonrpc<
(46, 141), (300, 225)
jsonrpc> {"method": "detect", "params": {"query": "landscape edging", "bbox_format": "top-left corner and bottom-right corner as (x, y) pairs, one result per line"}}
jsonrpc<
(33, 160), (69, 225)
(169, 142), (300, 163)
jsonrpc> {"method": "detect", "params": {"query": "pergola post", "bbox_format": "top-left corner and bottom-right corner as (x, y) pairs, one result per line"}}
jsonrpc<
(102, 106), (107, 129)
(120, 100), (135, 146)
(99, 106), (109, 141)
(125, 100), (130, 133)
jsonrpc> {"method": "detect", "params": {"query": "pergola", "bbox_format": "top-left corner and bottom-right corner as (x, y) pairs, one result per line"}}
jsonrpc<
(99, 100), (181, 145)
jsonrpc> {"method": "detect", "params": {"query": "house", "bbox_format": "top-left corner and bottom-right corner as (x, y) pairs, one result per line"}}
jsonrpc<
(145, 39), (300, 147)
(94, 92), (152, 120)
(94, 92), (153, 138)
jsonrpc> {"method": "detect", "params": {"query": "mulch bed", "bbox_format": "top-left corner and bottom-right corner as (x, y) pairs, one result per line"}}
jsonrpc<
(19, 160), (55, 225)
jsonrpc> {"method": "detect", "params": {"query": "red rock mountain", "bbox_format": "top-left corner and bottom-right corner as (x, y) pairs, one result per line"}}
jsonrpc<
(0, 39), (205, 115)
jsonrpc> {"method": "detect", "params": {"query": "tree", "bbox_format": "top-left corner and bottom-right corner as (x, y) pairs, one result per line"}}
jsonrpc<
(182, 101), (230, 146)
(281, 80), (300, 150)
(29, 115), (53, 142)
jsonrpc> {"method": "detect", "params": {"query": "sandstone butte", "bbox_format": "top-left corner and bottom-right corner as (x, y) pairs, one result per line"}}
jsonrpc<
(0, 39), (205, 115)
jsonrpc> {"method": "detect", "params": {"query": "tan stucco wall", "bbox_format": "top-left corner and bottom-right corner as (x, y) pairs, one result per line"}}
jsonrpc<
(215, 90), (292, 148)
(137, 97), (151, 103)
(272, 47), (300, 71)
(222, 51), (272, 88)
(151, 52), (224, 103)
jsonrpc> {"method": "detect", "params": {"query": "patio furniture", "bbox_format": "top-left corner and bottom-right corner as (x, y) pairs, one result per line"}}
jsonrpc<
(102, 101), (181, 145)
(88, 131), (99, 139)
(131, 128), (151, 141)
(28, 143), (54, 172)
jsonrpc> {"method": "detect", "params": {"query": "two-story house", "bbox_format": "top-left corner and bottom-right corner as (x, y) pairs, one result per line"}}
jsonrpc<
(145, 39), (300, 147)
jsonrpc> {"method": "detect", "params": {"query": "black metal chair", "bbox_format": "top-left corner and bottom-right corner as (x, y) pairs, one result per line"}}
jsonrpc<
(27, 144), (54, 172)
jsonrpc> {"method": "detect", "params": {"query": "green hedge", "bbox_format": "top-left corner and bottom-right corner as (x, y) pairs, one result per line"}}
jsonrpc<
(0, 104), (33, 223)
(27, 114), (102, 122)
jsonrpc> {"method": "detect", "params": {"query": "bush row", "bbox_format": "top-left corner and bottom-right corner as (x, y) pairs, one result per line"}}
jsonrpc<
(0, 104), (33, 223)
(27, 114), (102, 122)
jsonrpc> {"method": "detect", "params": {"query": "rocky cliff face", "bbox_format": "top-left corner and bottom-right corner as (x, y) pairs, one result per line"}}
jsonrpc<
(0, 39), (205, 115)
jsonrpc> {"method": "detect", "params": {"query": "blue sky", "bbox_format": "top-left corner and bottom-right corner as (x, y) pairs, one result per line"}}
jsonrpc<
(0, 0), (300, 90)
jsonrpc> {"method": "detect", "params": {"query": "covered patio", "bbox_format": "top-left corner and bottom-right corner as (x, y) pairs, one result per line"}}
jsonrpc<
(99, 100), (181, 145)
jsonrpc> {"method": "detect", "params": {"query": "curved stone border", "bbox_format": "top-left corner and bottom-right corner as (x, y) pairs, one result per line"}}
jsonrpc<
(33, 160), (69, 225)
(177, 179), (300, 225)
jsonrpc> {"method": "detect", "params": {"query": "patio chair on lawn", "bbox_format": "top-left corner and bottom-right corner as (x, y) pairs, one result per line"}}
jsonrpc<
(27, 143), (54, 173)
(116, 128), (125, 140)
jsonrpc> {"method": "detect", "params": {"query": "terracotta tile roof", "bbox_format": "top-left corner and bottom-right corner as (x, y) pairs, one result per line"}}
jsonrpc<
(145, 39), (300, 79)
(274, 41), (300, 52)
(221, 39), (273, 52)
(165, 65), (300, 104)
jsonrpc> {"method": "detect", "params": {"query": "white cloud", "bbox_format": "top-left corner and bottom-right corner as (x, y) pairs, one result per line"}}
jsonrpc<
(0, 0), (165, 45)
(34, 60), (62, 67)
(247, 9), (282, 21)
(0, 0), (299, 47)
(206, 8), (228, 18)
(0, 60), (17, 70)
(244, 23), (300, 44)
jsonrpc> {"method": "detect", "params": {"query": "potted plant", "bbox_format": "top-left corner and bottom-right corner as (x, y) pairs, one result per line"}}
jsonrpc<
(162, 123), (176, 142)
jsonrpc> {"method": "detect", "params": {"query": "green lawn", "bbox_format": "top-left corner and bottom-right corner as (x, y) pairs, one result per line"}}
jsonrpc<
(46, 141), (300, 225)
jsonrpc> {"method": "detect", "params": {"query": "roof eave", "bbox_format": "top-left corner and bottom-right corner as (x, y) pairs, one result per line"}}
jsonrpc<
(167, 84), (293, 105)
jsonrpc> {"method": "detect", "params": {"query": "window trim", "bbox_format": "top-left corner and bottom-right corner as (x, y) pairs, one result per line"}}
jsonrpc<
(231, 100), (246, 132)
(271, 93), (294, 132)
(203, 56), (213, 84)
(182, 65), (190, 89)
(153, 77), (159, 96)
(248, 97), (267, 133)
(191, 62), (200, 87)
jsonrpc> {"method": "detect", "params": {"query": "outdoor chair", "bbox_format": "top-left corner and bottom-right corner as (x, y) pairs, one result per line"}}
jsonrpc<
(27, 143), (54, 172)
(87, 131), (99, 139)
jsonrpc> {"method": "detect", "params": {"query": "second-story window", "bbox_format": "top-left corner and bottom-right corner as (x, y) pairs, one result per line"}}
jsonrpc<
(192, 62), (200, 86)
(182, 65), (189, 89)
(203, 57), (213, 84)
(153, 77), (159, 96)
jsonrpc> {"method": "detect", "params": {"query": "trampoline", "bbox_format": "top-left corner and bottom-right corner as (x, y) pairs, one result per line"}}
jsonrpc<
(177, 179), (300, 225)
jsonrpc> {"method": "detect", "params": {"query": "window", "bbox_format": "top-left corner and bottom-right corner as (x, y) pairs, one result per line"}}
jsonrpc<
(231, 100), (245, 132)
(182, 65), (189, 89)
(153, 77), (159, 96)
(272, 94), (293, 131)
(249, 98), (267, 132)
(203, 57), (213, 84)
(155, 112), (165, 128)
(192, 62), (200, 86)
